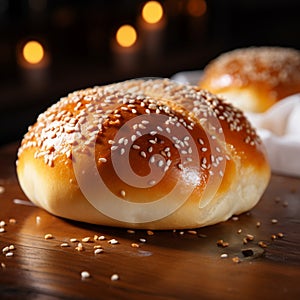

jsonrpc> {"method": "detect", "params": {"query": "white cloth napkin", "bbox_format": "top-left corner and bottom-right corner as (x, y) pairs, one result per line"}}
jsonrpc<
(246, 94), (300, 177)
(171, 71), (300, 177)
(171, 70), (203, 86)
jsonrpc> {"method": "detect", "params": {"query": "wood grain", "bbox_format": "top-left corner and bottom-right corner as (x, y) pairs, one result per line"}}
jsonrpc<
(0, 143), (299, 299)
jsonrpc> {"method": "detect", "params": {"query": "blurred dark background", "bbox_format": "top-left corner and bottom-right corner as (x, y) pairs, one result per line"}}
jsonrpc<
(1, 0), (300, 146)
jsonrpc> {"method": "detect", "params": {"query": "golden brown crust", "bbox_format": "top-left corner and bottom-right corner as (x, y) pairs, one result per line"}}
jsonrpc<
(199, 47), (300, 112)
(16, 79), (270, 229)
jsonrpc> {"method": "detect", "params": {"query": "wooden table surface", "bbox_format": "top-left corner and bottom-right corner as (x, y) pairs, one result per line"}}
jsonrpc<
(0, 142), (299, 299)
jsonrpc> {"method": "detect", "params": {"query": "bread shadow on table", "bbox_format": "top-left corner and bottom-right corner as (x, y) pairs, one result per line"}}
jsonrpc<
(54, 210), (268, 262)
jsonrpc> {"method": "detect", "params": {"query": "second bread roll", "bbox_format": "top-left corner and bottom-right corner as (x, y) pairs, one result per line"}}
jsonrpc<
(199, 47), (300, 113)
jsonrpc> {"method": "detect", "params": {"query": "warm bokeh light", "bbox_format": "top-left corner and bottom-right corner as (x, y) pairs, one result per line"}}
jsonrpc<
(142, 1), (164, 24)
(116, 25), (137, 48)
(22, 40), (44, 64)
(187, 0), (207, 17)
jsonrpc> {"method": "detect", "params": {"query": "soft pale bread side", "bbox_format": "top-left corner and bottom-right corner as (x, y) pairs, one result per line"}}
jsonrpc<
(17, 79), (270, 229)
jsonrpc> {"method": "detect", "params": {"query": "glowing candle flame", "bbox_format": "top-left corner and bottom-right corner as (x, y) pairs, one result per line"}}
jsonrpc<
(142, 1), (164, 24)
(116, 25), (137, 48)
(22, 40), (44, 64)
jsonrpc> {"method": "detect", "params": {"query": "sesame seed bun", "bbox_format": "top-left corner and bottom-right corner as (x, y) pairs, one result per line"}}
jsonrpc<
(16, 79), (270, 229)
(199, 47), (300, 113)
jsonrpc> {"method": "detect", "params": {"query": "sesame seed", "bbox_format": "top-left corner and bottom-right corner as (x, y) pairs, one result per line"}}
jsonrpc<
(149, 103), (156, 110)
(232, 257), (240, 263)
(111, 274), (119, 281)
(0, 186), (5, 194)
(5, 252), (14, 257)
(127, 229), (135, 234)
(108, 239), (119, 245)
(198, 138), (204, 145)
(139, 238), (146, 243)
(120, 190), (126, 198)
(132, 144), (140, 150)
(149, 156), (155, 164)
(256, 221), (261, 227)
(187, 230), (197, 235)
(9, 218), (16, 224)
(1, 262), (6, 268)
(94, 248), (103, 254)
(120, 148), (125, 155)
(140, 151), (147, 158)
(217, 240), (229, 247)
(271, 219), (278, 224)
(220, 253), (228, 258)
(149, 180), (156, 186)
(232, 216), (239, 221)
(246, 234), (254, 241)
(118, 137), (125, 144)
(277, 232), (284, 238)
(99, 157), (107, 163)
(147, 230), (154, 236)
(70, 238), (78, 243)
(60, 243), (70, 247)
(81, 271), (91, 279)
(76, 243), (84, 251)
(237, 229), (242, 234)
(131, 243), (140, 248)
(0, 221), (6, 227)
(44, 234), (53, 240)
(2, 246), (9, 253)
(98, 235), (106, 240)
(258, 241), (267, 248)
(82, 237), (92, 243)
(158, 160), (164, 167)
